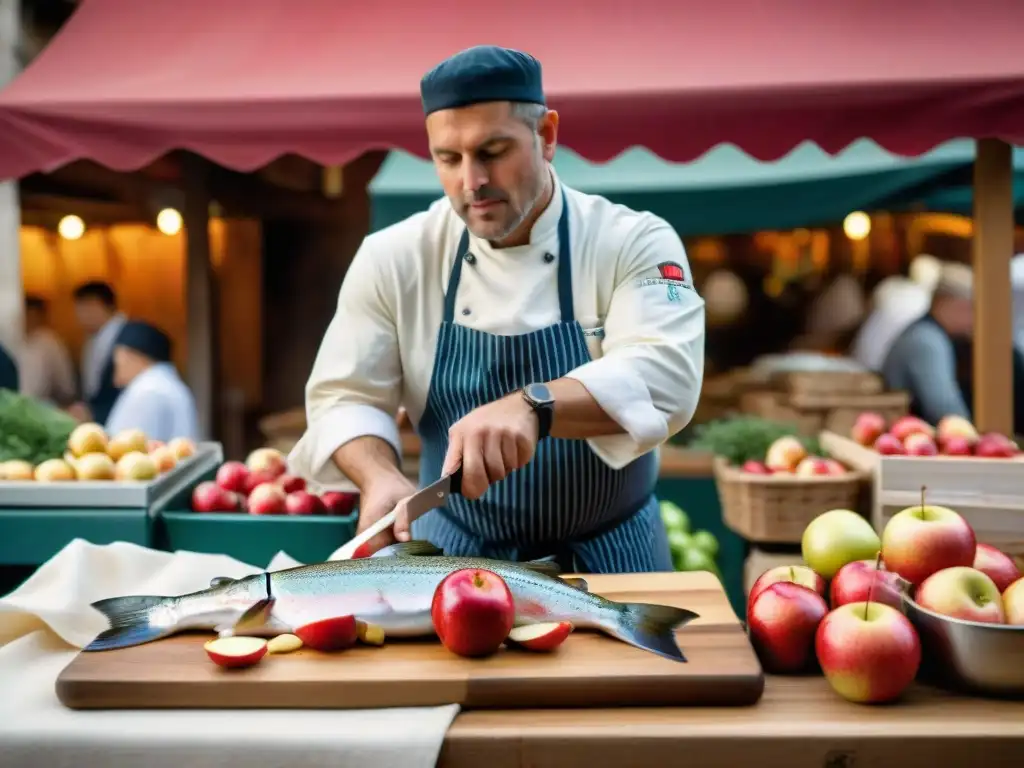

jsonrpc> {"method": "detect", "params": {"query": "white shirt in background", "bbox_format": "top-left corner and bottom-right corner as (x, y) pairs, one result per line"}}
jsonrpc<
(289, 170), (707, 488)
(105, 362), (200, 443)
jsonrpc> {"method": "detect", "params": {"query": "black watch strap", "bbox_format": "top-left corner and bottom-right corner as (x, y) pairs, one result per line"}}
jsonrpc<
(522, 385), (554, 440)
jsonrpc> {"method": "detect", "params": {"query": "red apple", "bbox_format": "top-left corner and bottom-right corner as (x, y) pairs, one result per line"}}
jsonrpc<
(903, 432), (938, 456)
(975, 433), (1019, 459)
(321, 491), (359, 516)
(823, 459), (847, 476)
(285, 490), (325, 516)
(973, 543), (1022, 593)
(741, 460), (772, 475)
(940, 436), (973, 457)
(277, 474), (306, 494)
(794, 456), (832, 476)
(915, 566), (1006, 623)
(204, 636), (268, 668)
(245, 447), (288, 477)
(215, 461), (250, 493)
(247, 483), (287, 515)
(873, 434), (906, 456)
(431, 568), (515, 658)
(506, 621), (573, 652)
(746, 582), (828, 674)
(294, 615), (359, 651)
(881, 502), (976, 584)
(890, 416), (935, 442)
(851, 412), (887, 447)
(829, 560), (903, 609)
(192, 481), (238, 513)
(815, 602), (921, 704)
(1002, 577), (1024, 626)
(747, 565), (826, 613)
(244, 469), (282, 495)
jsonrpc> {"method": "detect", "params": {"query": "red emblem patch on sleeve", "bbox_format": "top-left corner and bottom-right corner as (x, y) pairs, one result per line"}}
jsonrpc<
(657, 261), (686, 283)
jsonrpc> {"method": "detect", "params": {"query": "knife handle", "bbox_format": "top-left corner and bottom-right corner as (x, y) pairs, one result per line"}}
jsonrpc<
(447, 466), (463, 495)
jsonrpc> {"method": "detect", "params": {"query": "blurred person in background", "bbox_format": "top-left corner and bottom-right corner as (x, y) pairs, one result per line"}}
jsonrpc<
(105, 320), (199, 442)
(19, 295), (77, 406)
(799, 272), (866, 354)
(849, 275), (932, 372)
(68, 281), (125, 424)
(880, 262), (975, 424)
(0, 341), (17, 392)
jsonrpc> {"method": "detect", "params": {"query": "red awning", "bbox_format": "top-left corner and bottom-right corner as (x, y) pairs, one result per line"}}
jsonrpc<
(1, 0), (1023, 180)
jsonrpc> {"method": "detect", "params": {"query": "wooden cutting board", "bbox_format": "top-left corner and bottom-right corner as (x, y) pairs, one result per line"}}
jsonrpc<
(56, 571), (764, 710)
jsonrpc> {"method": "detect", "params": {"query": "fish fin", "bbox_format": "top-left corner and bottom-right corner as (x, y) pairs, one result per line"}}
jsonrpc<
(519, 559), (562, 577)
(371, 541), (444, 558)
(210, 576), (236, 588)
(609, 602), (700, 663)
(560, 577), (589, 592)
(84, 595), (175, 651)
(233, 597), (276, 633)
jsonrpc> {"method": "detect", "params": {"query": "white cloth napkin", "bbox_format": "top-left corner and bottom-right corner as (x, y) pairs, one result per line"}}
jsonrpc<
(0, 539), (460, 768)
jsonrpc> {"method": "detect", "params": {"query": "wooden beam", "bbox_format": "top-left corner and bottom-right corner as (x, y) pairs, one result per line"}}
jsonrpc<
(971, 139), (1015, 435)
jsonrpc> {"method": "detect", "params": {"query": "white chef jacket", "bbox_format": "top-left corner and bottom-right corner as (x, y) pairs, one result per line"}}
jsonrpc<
(105, 362), (200, 443)
(19, 327), (77, 405)
(288, 170), (706, 488)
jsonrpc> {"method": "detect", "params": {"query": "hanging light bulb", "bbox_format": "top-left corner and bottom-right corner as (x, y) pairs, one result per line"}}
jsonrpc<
(843, 211), (871, 241)
(58, 215), (85, 240)
(156, 208), (183, 236)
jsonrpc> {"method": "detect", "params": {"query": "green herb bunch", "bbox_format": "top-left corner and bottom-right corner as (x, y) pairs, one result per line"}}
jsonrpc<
(0, 389), (77, 466)
(688, 415), (823, 466)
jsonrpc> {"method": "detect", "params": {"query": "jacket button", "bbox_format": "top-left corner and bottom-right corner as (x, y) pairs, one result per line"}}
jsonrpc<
(464, 253), (476, 265)
(543, 253), (555, 264)
(461, 308), (471, 316)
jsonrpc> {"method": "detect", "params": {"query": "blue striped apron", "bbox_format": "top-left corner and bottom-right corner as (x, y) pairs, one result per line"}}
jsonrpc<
(410, 188), (674, 574)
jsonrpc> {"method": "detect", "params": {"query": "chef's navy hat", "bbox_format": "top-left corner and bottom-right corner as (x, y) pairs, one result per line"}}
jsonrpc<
(116, 321), (172, 363)
(420, 45), (545, 116)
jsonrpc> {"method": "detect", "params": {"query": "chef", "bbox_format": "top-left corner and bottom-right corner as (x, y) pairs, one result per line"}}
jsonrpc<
(289, 45), (706, 573)
(104, 320), (200, 443)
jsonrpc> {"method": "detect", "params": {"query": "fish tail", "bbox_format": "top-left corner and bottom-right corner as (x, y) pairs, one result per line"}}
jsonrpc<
(85, 595), (174, 651)
(608, 602), (699, 662)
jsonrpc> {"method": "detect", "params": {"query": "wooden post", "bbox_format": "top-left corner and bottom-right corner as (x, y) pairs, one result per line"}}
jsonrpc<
(0, 0), (22, 358)
(182, 154), (219, 439)
(971, 139), (1015, 435)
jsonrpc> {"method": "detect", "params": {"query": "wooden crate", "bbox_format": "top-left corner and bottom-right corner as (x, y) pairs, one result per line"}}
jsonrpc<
(741, 389), (910, 439)
(781, 371), (884, 398)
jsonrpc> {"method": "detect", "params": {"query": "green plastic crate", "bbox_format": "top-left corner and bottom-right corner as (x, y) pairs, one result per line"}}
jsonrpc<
(0, 508), (151, 565)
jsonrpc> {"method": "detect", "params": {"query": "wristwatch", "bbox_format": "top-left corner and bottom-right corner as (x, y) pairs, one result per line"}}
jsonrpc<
(521, 383), (555, 440)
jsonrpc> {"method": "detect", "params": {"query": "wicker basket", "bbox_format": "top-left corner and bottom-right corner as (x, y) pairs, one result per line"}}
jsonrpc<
(713, 457), (869, 544)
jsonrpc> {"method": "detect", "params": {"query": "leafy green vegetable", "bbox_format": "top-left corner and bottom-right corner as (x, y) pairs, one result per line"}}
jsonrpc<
(0, 389), (77, 466)
(687, 415), (822, 466)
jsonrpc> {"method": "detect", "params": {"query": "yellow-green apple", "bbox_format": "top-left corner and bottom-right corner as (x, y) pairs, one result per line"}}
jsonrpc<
(149, 446), (177, 474)
(747, 582), (828, 674)
(890, 416), (935, 442)
(67, 422), (108, 457)
(1002, 577), (1024, 625)
(742, 460), (771, 475)
(936, 415), (979, 447)
(765, 436), (807, 473)
(915, 566), (1005, 623)
(975, 433), (1020, 459)
(795, 456), (832, 477)
(851, 412), (887, 447)
(881, 503), (975, 584)
(829, 559), (904, 609)
(107, 429), (148, 462)
(815, 602), (921, 704)
(801, 509), (881, 580)
(748, 565), (826, 616)
(903, 432), (938, 456)
(33, 458), (76, 482)
(973, 543), (1021, 593)
(245, 447), (287, 478)
(114, 451), (159, 481)
(167, 437), (196, 461)
(75, 452), (116, 481)
(431, 568), (516, 658)
(1, 459), (35, 481)
(873, 433), (906, 455)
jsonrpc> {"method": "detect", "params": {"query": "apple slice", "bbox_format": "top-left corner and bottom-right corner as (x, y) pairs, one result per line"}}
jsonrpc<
(356, 620), (386, 646)
(506, 621), (573, 652)
(204, 636), (268, 668)
(267, 633), (303, 654)
(294, 615), (358, 651)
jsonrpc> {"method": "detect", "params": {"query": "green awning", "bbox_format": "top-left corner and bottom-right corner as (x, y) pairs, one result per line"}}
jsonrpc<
(369, 139), (979, 236)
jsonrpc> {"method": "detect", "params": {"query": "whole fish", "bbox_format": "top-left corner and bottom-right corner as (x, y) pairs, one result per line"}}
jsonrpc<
(85, 541), (699, 662)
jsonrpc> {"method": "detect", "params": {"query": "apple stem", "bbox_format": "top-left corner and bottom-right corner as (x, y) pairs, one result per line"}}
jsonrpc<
(920, 485), (927, 520)
(865, 550), (883, 620)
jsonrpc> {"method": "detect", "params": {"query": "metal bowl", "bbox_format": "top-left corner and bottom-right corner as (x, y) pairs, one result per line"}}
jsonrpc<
(901, 592), (1024, 698)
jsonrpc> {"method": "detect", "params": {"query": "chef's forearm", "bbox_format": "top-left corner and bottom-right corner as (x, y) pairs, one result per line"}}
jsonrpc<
(545, 378), (626, 439)
(332, 436), (406, 491)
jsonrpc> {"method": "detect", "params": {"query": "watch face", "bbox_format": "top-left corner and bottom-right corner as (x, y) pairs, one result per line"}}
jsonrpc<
(526, 383), (553, 404)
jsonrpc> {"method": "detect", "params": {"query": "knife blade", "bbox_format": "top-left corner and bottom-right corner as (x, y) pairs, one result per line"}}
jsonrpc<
(328, 467), (463, 561)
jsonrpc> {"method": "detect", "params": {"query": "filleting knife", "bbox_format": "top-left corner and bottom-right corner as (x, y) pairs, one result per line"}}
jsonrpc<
(327, 466), (463, 560)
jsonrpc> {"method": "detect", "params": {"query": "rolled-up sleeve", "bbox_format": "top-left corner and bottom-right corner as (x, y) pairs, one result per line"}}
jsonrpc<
(566, 218), (705, 469)
(287, 239), (403, 489)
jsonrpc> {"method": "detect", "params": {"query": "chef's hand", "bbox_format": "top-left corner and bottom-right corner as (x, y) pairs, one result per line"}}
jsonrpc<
(441, 393), (539, 501)
(357, 473), (419, 555)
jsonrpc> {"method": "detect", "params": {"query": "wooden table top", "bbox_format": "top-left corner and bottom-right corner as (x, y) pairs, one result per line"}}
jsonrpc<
(439, 675), (1024, 768)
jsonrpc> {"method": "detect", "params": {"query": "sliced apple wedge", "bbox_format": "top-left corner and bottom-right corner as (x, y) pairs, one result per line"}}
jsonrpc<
(267, 633), (303, 654)
(506, 621), (573, 652)
(294, 615), (358, 651)
(356, 620), (386, 646)
(204, 636), (269, 668)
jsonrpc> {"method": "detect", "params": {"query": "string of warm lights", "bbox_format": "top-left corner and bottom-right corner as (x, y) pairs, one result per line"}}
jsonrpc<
(56, 207), (183, 240)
